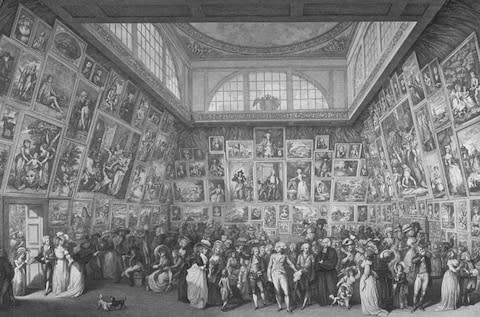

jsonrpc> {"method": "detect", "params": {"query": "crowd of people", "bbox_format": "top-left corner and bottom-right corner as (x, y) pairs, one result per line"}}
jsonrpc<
(1, 219), (480, 315)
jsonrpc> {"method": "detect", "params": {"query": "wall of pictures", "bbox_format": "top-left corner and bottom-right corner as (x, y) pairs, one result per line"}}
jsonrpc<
(0, 4), (178, 240)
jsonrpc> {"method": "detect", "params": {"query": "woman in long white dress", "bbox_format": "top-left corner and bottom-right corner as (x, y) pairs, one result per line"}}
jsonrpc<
(56, 251), (85, 298)
(359, 256), (388, 316)
(444, 145), (463, 193)
(187, 240), (210, 309)
(146, 245), (171, 293)
(436, 251), (461, 311)
(13, 247), (28, 296)
(52, 235), (69, 295)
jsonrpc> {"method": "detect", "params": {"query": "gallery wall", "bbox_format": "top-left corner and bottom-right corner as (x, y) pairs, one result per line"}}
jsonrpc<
(359, 0), (480, 255)
(0, 3), (180, 243)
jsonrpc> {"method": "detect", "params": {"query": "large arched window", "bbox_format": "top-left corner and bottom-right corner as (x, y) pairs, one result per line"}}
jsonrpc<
(165, 48), (180, 98)
(136, 23), (163, 80)
(208, 74), (244, 112)
(249, 71), (287, 111)
(292, 75), (328, 110)
(353, 46), (364, 96)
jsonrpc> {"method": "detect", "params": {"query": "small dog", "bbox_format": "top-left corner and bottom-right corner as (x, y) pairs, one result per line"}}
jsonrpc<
(97, 294), (127, 311)
(329, 285), (352, 309)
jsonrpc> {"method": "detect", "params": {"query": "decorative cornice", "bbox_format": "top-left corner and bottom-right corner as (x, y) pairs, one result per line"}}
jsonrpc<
(175, 22), (355, 59)
(84, 23), (192, 122)
(193, 110), (349, 122)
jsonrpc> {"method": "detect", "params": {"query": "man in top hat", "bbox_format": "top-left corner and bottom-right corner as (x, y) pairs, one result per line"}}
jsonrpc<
(411, 241), (431, 312)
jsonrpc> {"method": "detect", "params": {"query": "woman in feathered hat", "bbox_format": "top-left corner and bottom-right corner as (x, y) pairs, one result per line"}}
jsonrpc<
(146, 245), (171, 293)
(207, 240), (225, 307)
(187, 239), (210, 309)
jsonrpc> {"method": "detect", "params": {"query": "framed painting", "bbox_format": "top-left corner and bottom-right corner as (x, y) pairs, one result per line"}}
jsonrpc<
(278, 222), (291, 234)
(49, 140), (84, 198)
(263, 205), (277, 228)
(471, 199), (480, 237)
(207, 153), (225, 177)
(70, 200), (92, 238)
(315, 135), (329, 150)
(145, 105), (163, 126)
(228, 161), (254, 202)
(357, 205), (368, 222)
(398, 73), (408, 99)
(456, 200), (468, 231)
(187, 161), (206, 178)
(314, 151), (333, 177)
(48, 199), (69, 230)
(440, 201), (455, 229)
(150, 205), (168, 228)
(90, 63), (108, 88)
(126, 164), (147, 203)
(0, 103), (19, 141)
(193, 148), (206, 161)
(99, 70), (126, 116)
(173, 180), (205, 203)
(118, 81), (138, 124)
(286, 161), (311, 202)
(0, 36), (22, 97)
(333, 178), (367, 202)
(250, 207), (261, 220)
(423, 151), (447, 198)
(178, 148), (193, 161)
(421, 64), (435, 97)
(402, 52), (426, 107)
(209, 136), (224, 153)
(333, 159), (358, 177)
(93, 198), (110, 228)
(10, 49), (42, 104)
(331, 205), (354, 222)
(347, 143), (362, 159)
(224, 206), (248, 223)
(138, 206), (151, 228)
(35, 54), (77, 121)
(208, 179), (226, 203)
(11, 5), (36, 46)
(6, 115), (61, 195)
(391, 73), (401, 101)
(437, 127), (467, 197)
(442, 32), (480, 127)
(334, 143), (348, 158)
(175, 161), (187, 179)
(226, 140), (253, 160)
(429, 59), (443, 91)
(170, 205), (181, 222)
(30, 19), (52, 54)
(137, 128), (157, 162)
(184, 205), (209, 222)
(50, 20), (86, 69)
(286, 139), (313, 160)
(255, 161), (283, 202)
(428, 91), (451, 131)
(131, 92), (150, 130)
(457, 121), (480, 195)
(127, 205), (139, 229)
(212, 205), (222, 218)
(0, 142), (11, 187)
(413, 103), (436, 153)
(111, 203), (128, 230)
(65, 78), (100, 143)
(254, 127), (285, 159)
(80, 55), (95, 79)
(313, 179), (331, 202)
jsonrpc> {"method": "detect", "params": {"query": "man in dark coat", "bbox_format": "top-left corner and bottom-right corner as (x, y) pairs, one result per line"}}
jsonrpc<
(0, 248), (15, 307)
(411, 242), (431, 312)
(315, 238), (338, 306)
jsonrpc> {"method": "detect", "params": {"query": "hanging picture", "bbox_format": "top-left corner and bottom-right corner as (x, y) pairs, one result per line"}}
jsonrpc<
(11, 5), (35, 46)
(314, 151), (333, 177)
(428, 91), (451, 131)
(224, 206), (248, 223)
(315, 135), (329, 150)
(423, 151), (447, 198)
(286, 161), (311, 202)
(111, 203), (128, 229)
(208, 179), (226, 203)
(0, 36), (22, 96)
(30, 19), (52, 54)
(6, 115), (61, 195)
(471, 199), (480, 237)
(292, 205), (320, 224)
(90, 63), (108, 88)
(178, 148), (193, 160)
(188, 161), (206, 177)
(208, 153), (225, 177)
(333, 178), (367, 202)
(413, 103), (436, 153)
(442, 32), (480, 127)
(209, 136), (224, 153)
(278, 205), (290, 221)
(391, 73), (401, 101)
(212, 205), (222, 218)
(93, 198), (110, 228)
(333, 160), (358, 177)
(150, 206), (168, 228)
(226, 140), (253, 160)
(126, 164), (147, 203)
(331, 205), (354, 222)
(256, 161), (283, 202)
(170, 205), (181, 222)
(137, 128), (157, 162)
(440, 201), (455, 229)
(118, 81), (138, 124)
(48, 199), (69, 229)
(457, 121), (480, 195)
(145, 106), (162, 126)
(0, 104), (19, 140)
(429, 59), (443, 90)
(127, 205), (139, 229)
(348, 143), (362, 159)
(175, 161), (187, 179)
(173, 180), (205, 202)
(358, 205), (368, 222)
(263, 205), (277, 228)
(0, 142), (11, 187)
(50, 20), (86, 68)
(66, 78), (100, 143)
(193, 148), (206, 161)
(77, 114), (140, 199)
(398, 73), (408, 98)
(144, 164), (173, 204)
(254, 127), (284, 159)
(456, 200), (468, 231)
(334, 143), (348, 158)
(70, 200), (92, 238)
(35, 55), (77, 121)
(99, 70), (125, 116)
(50, 140), (84, 197)
(132, 92), (150, 130)
(80, 55), (94, 79)
(10, 49), (42, 104)
(183, 205), (209, 222)
(421, 64), (435, 96)
(229, 161), (253, 202)
(138, 206), (151, 228)
(437, 127), (467, 197)
(381, 100), (428, 197)
(286, 139), (313, 159)
(278, 222), (291, 234)
(313, 179), (331, 202)
(402, 52), (425, 106)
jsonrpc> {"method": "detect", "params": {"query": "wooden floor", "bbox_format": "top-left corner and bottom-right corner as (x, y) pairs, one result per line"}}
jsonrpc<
(2, 280), (480, 317)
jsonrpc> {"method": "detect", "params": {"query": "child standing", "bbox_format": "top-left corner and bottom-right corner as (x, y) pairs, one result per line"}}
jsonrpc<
(219, 269), (231, 311)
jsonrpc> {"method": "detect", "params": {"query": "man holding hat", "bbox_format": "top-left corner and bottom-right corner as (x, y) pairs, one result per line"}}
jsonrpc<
(411, 241), (431, 312)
